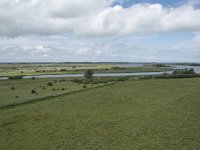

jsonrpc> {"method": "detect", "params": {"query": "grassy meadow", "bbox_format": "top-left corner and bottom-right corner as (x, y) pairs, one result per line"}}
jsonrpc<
(0, 77), (109, 108)
(1, 78), (200, 149)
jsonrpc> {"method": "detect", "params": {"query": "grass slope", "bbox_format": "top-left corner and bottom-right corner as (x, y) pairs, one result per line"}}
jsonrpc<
(0, 78), (200, 149)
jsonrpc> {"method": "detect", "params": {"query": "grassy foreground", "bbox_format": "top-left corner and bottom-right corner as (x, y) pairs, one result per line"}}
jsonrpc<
(0, 78), (200, 149)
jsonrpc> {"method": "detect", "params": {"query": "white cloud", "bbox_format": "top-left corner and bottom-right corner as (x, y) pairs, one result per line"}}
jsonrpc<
(34, 45), (50, 54)
(75, 48), (90, 55)
(96, 50), (102, 55)
(0, 0), (200, 37)
(46, 0), (109, 18)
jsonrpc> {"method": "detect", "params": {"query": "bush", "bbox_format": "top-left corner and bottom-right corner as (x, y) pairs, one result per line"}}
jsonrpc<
(71, 78), (83, 83)
(83, 85), (87, 88)
(8, 76), (23, 80)
(11, 87), (15, 90)
(59, 69), (67, 72)
(111, 67), (125, 70)
(118, 77), (128, 81)
(32, 77), (36, 80)
(62, 88), (65, 90)
(15, 96), (18, 98)
(172, 68), (195, 75)
(31, 89), (36, 94)
(47, 82), (53, 86)
(71, 76), (130, 84)
(152, 73), (199, 79)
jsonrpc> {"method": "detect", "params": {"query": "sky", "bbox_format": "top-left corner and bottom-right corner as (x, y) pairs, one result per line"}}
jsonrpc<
(0, 0), (200, 62)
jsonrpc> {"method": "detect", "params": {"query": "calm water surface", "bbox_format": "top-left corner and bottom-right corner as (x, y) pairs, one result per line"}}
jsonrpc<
(0, 71), (171, 80)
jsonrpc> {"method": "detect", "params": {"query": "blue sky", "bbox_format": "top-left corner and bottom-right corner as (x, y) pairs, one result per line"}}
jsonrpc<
(0, 0), (200, 62)
(112, 0), (187, 7)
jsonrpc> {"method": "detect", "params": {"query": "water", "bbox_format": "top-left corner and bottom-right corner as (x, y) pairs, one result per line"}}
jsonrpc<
(93, 71), (171, 77)
(0, 77), (9, 80)
(0, 71), (171, 80)
(116, 63), (200, 73)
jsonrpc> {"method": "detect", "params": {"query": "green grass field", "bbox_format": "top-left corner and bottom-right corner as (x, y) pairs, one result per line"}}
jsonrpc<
(0, 78), (200, 149)
(0, 77), (107, 108)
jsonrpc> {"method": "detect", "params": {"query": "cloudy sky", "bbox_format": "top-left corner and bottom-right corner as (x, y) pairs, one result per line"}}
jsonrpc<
(0, 0), (200, 62)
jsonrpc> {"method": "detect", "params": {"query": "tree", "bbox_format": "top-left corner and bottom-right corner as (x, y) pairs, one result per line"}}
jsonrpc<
(188, 68), (195, 74)
(84, 69), (94, 79)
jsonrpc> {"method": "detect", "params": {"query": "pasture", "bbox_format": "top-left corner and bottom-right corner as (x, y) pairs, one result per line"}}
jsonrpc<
(0, 77), (108, 108)
(1, 78), (200, 149)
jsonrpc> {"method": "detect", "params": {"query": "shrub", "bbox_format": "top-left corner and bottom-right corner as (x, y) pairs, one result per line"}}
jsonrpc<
(59, 69), (67, 72)
(47, 82), (53, 86)
(32, 77), (36, 80)
(172, 68), (195, 75)
(11, 87), (15, 90)
(31, 89), (36, 94)
(15, 96), (18, 98)
(8, 76), (23, 80)
(111, 67), (125, 70)
(62, 88), (65, 90)
(118, 77), (128, 81)
(83, 85), (87, 88)
(71, 78), (83, 83)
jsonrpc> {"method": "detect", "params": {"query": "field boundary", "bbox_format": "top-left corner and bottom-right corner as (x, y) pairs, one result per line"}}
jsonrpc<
(0, 82), (115, 110)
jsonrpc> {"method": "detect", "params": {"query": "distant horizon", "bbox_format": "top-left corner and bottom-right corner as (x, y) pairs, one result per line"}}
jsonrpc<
(0, 61), (200, 64)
